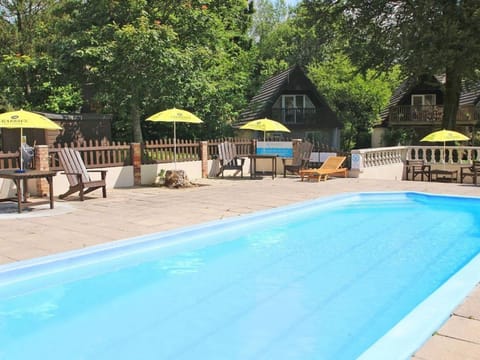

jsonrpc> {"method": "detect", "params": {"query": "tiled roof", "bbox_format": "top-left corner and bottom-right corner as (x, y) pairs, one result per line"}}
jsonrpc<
(236, 66), (298, 125)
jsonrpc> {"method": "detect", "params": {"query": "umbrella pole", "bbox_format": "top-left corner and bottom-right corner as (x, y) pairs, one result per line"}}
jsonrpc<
(20, 128), (24, 172)
(173, 121), (177, 170)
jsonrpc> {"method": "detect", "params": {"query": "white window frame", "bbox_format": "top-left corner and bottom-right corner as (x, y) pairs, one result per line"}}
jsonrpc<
(281, 95), (306, 108)
(281, 95), (306, 124)
(411, 94), (436, 106)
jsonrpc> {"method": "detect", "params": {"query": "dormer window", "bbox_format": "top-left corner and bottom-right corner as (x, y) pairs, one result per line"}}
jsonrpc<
(282, 95), (305, 109)
(411, 94), (436, 106)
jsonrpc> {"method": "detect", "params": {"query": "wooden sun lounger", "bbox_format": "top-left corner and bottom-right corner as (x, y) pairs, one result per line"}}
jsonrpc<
(58, 147), (107, 200)
(299, 156), (348, 182)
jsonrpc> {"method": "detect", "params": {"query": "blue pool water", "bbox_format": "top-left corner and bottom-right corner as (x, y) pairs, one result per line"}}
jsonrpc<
(1, 192), (480, 359)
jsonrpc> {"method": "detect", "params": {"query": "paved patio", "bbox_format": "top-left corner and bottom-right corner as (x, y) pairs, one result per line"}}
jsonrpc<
(1, 176), (480, 359)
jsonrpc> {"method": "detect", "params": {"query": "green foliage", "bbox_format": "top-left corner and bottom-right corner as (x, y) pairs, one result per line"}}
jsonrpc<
(382, 128), (417, 147)
(307, 0), (480, 130)
(50, 0), (255, 142)
(0, 0), (84, 112)
(307, 53), (401, 150)
(0, 53), (83, 112)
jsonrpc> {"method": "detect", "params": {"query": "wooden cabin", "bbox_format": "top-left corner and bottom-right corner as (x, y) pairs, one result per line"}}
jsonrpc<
(235, 65), (342, 148)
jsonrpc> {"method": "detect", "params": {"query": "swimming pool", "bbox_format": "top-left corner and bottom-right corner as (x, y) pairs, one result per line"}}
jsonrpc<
(1, 192), (480, 359)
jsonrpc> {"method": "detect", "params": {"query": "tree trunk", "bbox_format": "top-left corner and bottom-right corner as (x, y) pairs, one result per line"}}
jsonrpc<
(131, 103), (143, 143)
(442, 67), (462, 130)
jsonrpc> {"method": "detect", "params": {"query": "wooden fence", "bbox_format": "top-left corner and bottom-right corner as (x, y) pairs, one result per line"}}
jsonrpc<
(48, 140), (131, 170)
(0, 151), (20, 170)
(0, 138), (255, 170)
(0, 138), (337, 171)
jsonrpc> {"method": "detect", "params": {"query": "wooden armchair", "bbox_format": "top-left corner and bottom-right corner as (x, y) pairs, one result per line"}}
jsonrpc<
(58, 147), (107, 200)
(460, 160), (480, 185)
(282, 141), (313, 177)
(405, 160), (431, 181)
(216, 141), (245, 177)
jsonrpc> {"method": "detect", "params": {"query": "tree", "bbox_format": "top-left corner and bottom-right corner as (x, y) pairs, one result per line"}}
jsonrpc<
(308, 53), (401, 150)
(302, 0), (480, 130)
(52, 0), (255, 142)
(0, 0), (83, 112)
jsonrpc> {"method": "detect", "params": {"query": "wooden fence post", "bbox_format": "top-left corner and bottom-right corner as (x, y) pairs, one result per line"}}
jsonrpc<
(200, 141), (208, 178)
(34, 145), (50, 196)
(131, 143), (142, 186)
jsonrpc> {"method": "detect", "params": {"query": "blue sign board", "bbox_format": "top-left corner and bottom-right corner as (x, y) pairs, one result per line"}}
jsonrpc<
(256, 141), (293, 157)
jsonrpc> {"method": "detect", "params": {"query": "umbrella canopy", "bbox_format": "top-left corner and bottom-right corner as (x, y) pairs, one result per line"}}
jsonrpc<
(0, 110), (62, 172)
(146, 108), (203, 168)
(420, 129), (470, 168)
(420, 129), (470, 143)
(239, 118), (290, 142)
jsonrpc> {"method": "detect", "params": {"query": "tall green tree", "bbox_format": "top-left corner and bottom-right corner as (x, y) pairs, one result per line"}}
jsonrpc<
(0, 0), (83, 112)
(53, 0), (255, 142)
(302, 0), (480, 130)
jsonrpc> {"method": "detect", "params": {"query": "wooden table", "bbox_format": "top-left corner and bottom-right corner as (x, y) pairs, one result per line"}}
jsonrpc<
(0, 170), (57, 213)
(249, 154), (278, 179)
(430, 169), (458, 183)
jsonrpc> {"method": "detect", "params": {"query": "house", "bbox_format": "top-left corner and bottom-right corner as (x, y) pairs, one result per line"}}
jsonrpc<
(1, 112), (112, 152)
(235, 65), (342, 148)
(373, 75), (480, 146)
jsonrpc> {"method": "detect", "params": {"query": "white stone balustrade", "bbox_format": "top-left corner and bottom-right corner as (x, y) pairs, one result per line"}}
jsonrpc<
(351, 145), (480, 180)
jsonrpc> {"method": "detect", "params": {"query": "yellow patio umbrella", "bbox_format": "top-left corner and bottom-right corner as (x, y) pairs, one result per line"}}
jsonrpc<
(0, 110), (63, 172)
(420, 129), (469, 168)
(239, 118), (291, 142)
(146, 108), (203, 168)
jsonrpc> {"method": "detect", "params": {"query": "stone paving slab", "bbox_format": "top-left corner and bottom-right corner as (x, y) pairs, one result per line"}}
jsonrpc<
(0, 176), (479, 358)
(455, 286), (480, 321)
(437, 316), (480, 344)
(412, 334), (480, 360)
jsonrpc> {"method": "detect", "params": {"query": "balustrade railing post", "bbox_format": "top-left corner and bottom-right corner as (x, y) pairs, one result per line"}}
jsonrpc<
(350, 149), (363, 177)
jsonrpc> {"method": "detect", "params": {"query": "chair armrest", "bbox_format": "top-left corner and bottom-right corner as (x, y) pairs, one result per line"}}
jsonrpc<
(87, 170), (107, 180)
(236, 157), (246, 165)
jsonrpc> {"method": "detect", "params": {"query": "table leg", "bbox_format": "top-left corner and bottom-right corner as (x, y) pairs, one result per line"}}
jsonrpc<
(47, 176), (54, 209)
(252, 158), (257, 179)
(14, 179), (22, 213)
(22, 178), (28, 202)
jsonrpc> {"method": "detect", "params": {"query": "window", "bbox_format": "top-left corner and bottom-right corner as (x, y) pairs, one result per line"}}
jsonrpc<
(281, 95), (306, 123)
(282, 95), (305, 108)
(411, 94), (436, 106)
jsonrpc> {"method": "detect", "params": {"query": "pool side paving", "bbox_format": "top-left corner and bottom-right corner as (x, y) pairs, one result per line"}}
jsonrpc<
(1, 176), (480, 359)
